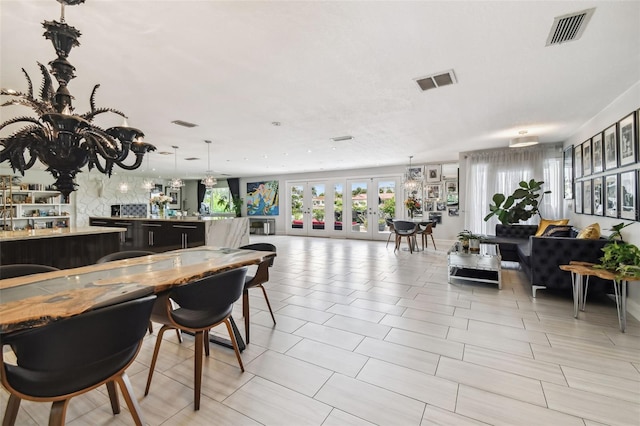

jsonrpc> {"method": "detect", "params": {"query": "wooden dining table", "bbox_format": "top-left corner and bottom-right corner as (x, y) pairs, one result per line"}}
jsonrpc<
(0, 246), (276, 336)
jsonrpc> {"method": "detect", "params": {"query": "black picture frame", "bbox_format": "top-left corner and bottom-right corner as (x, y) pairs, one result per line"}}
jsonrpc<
(583, 179), (592, 215)
(574, 144), (583, 179)
(574, 181), (583, 214)
(151, 183), (163, 194)
(582, 139), (592, 176)
(619, 170), (637, 221)
(618, 112), (637, 167)
(165, 186), (181, 208)
(563, 145), (573, 199)
(605, 175), (618, 218)
(592, 133), (604, 174)
(593, 177), (604, 216)
(604, 124), (617, 170)
(428, 212), (442, 224)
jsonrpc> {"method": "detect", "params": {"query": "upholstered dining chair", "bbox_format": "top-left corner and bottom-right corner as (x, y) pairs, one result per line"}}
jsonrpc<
(385, 218), (395, 248)
(393, 220), (418, 253)
(145, 267), (248, 410)
(0, 264), (59, 279)
(239, 243), (276, 344)
(1, 294), (156, 426)
(416, 222), (437, 251)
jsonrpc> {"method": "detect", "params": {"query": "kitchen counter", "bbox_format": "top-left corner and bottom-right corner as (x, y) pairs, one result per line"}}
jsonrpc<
(0, 226), (124, 242)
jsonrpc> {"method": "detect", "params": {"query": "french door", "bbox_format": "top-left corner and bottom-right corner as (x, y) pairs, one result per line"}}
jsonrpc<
(287, 181), (335, 237)
(346, 178), (399, 241)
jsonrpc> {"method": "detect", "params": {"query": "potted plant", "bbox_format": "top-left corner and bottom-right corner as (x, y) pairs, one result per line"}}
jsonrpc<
(484, 179), (550, 225)
(404, 196), (421, 219)
(457, 229), (482, 252)
(594, 222), (640, 279)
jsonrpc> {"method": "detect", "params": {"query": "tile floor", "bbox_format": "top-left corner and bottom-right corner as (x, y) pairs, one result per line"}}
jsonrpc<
(2, 235), (640, 425)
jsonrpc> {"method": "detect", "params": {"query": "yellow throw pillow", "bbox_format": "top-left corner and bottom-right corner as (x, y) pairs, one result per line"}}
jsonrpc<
(577, 223), (601, 239)
(535, 218), (569, 236)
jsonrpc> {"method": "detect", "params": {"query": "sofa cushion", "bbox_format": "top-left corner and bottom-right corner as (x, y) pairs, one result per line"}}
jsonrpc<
(577, 223), (601, 239)
(535, 218), (569, 236)
(541, 224), (572, 237)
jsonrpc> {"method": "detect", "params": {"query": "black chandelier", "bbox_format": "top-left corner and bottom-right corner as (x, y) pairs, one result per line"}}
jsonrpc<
(0, 0), (155, 197)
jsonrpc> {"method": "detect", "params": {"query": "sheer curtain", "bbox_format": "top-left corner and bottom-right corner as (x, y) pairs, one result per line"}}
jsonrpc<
(464, 144), (563, 235)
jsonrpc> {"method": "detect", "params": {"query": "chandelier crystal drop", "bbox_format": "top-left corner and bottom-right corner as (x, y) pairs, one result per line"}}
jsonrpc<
(169, 145), (184, 190)
(201, 140), (217, 189)
(403, 155), (422, 192)
(0, 0), (156, 197)
(141, 154), (155, 191)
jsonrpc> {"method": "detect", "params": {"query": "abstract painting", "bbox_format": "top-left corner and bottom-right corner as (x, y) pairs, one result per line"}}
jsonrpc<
(247, 180), (279, 216)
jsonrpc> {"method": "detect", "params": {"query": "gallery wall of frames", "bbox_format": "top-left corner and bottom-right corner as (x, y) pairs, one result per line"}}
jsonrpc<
(565, 108), (639, 220)
(404, 163), (459, 224)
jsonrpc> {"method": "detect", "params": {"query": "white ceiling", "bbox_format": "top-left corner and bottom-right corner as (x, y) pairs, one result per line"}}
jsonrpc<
(1, 1), (639, 181)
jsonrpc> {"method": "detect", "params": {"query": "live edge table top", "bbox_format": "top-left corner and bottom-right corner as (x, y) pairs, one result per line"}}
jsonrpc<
(0, 246), (275, 334)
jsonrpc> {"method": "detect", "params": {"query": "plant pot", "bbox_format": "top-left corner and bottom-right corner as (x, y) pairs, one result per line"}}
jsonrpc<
(469, 239), (480, 253)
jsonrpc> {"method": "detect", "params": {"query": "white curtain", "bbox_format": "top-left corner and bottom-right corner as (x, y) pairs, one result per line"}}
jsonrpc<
(464, 144), (563, 235)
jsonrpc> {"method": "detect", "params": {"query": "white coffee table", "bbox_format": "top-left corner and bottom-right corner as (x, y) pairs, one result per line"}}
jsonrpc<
(447, 243), (502, 289)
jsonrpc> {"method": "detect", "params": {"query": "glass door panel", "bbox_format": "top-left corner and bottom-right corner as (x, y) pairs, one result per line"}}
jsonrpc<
(288, 183), (306, 235)
(309, 183), (327, 236)
(333, 183), (344, 231)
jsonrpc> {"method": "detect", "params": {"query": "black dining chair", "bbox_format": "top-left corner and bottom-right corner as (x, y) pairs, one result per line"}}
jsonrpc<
(385, 218), (395, 248)
(1, 294), (156, 426)
(239, 243), (277, 344)
(0, 264), (59, 279)
(393, 220), (418, 253)
(145, 267), (248, 410)
(416, 222), (437, 251)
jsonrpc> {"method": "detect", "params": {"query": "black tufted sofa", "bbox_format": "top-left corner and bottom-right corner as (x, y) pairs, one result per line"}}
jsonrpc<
(485, 224), (611, 297)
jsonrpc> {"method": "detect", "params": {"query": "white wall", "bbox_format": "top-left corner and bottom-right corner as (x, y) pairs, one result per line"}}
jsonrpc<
(563, 81), (640, 318)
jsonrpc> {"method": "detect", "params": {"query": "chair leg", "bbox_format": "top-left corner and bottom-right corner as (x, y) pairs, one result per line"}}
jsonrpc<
(204, 329), (210, 357)
(194, 331), (204, 410)
(224, 318), (245, 372)
(147, 321), (153, 334)
(176, 329), (183, 343)
(386, 231), (393, 248)
(430, 234), (437, 250)
(259, 284), (277, 325)
(145, 324), (171, 396)
(115, 373), (145, 426)
(406, 236), (413, 253)
(394, 234), (400, 252)
(242, 289), (250, 344)
(106, 381), (120, 414)
(49, 399), (70, 426)
(2, 394), (21, 426)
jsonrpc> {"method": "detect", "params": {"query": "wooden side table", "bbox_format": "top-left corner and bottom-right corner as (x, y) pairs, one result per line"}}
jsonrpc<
(559, 262), (636, 332)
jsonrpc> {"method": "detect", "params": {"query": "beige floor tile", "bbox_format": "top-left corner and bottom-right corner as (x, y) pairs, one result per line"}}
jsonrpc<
(403, 307), (469, 329)
(267, 283), (315, 296)
(294, 322), (365, 351)
(447, 328), (534, 358)
(275, 304), (335, 324)
(463, 345), (567, 386)
(307, 290), (357, 304)
(224, 376), (332, 425)
(543, 381), (640, 426)
(380, 314), (449, 338)
(385, 328), (464, 359)
(162, 397), (262, 425)
(130, 368), (195, 425)
(396, 298), (457, 315)
(324, 314), (391, 339)
(247, 323), (304, 353)
(421, 405), (489, 425)
(415, 293), (472, 309)
(349, 290), (401, 305)
(323, 409), (376, 426)
(315, 374), (426, 426)
(436, 357), (546, 406)
(250, 310), (306, 334)
(454, 307), (526, 328)
(357, 358), (458, 411)
(561, 365), (640, 403)
(355, 336), (440, 375)
(282, 295), (335, 311)
(546, 333), (640, 363)
(245, 350), (332, 397)
(350, 298), (407, 315)
(456, 385), (584, 426)
(467, 319), (550, 345)
(286, 339), (368, 377)
(326, 303), (386, 322)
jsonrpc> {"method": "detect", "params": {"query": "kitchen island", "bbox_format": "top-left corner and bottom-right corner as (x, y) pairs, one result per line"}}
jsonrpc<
(88, 216), (250, 253)
(0, 226), (124, 269)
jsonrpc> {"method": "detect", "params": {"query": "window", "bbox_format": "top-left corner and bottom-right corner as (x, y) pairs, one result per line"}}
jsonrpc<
(202, 187), (235, 214)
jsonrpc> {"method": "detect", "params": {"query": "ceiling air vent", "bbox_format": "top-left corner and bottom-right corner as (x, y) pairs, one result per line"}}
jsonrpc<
(171, 120), (198, 128)
(331, 135), (353, 142)
(546, 8), (595, 46)
(415, 69), (457, 92)
(184, 157), (200, 161)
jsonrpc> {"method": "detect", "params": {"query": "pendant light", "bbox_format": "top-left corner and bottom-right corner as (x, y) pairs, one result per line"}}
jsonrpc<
(403, 156), (421, 192)
(141, 153), (155, 191)
(169, 145), (185, 190)
(201, 140), (217, 189)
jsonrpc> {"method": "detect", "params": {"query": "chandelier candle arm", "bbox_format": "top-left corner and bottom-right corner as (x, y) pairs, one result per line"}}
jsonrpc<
(0, 0), (155, 197)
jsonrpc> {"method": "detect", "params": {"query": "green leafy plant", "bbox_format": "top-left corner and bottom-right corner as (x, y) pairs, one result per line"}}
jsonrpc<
(607, 222), (633, 242)
(594, 241), (640, 279)
(457, 229), (481, 241)
(484, 179), (550, 225)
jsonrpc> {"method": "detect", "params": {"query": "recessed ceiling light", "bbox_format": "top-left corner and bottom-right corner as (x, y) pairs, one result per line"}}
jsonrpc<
(171, 120), (198, 128)
(271, 121), (281, 126)
(157, 151), (173, 155)
(331, 135), (353, 142)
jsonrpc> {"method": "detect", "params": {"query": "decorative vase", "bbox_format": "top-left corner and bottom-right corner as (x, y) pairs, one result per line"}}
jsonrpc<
(409, 210), (414, 219)
(158, 205), (165, 219)
(469, 238), (480, 253)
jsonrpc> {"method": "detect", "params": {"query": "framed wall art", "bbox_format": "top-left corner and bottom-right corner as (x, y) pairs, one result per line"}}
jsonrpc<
(425, 165), (442, 182)
(605, 175), (618, 218)
(618, 112), (636, 167)
(619, 170), (637, 221)
(426, 184), (441, 199)
(574, 144), (582, 179)
(604, 124), (617, 170)
(574, 181), (583, 214)
(583, 179), (592, 215)
(582, 139), (592, 176)
(246, 180), (280, 216)
(424, 200), (434, 211)
(592, 133), (603, 174)
(164, 187), (181, 208)
(428, 212), (442, 224)
(593, 177), (604, 216)
(563, 145), (573, 199)
(445, 180), (459, 206)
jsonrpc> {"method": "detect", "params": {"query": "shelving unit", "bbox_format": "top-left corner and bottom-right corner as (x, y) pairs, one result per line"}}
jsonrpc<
(0, 176), (72, 230)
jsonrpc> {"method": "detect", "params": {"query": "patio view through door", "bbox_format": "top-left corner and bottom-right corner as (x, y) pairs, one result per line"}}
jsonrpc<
(287, 181), (335, 237)
(346, 178), (399, 241)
